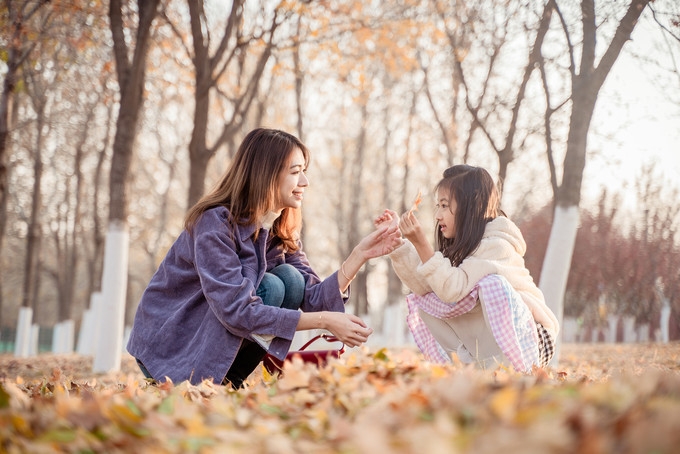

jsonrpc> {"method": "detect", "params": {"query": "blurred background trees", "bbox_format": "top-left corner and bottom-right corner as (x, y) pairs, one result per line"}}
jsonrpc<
(1, 0), (679, 355)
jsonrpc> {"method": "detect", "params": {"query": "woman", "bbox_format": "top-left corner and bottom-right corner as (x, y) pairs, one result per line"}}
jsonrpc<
(127, 128), (401, 387)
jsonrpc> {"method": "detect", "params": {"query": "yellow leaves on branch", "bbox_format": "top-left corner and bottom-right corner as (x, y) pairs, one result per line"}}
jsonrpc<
(1, 344), (680, 452)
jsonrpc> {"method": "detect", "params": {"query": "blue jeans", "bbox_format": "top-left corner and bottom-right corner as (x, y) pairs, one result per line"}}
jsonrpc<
(256, 263), (305, 310)
(224, 264), (305, 388)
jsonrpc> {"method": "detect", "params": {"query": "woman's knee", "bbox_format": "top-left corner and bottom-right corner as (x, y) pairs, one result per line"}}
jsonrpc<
(257, 272), (286, 307)
(270, 264), (305, 310)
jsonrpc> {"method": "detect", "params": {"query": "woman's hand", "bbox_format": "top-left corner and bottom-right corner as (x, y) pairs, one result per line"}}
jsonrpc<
(297, 312), (373, 348)
(321, 312), (373, 348)
(356, 221), (403, 260)
(337, 213), (403, 292)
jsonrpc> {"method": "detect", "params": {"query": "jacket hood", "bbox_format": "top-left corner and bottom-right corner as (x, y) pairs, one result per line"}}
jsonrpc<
(484, 216), (526, 256)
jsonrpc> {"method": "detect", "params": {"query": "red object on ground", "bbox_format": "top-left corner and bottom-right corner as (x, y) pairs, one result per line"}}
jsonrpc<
(262, 333), (345, 375)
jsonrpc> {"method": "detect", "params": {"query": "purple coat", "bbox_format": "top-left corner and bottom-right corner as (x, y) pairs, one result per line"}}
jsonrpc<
(126, 207), (346, 384)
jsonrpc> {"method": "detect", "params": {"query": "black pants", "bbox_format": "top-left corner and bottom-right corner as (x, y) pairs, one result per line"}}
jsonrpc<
(223, 339), (268, 389)
(136, 339), (267, 389)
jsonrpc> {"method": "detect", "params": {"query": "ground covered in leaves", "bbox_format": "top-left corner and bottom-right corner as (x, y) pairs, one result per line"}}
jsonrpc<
(1, 343), (680, 453)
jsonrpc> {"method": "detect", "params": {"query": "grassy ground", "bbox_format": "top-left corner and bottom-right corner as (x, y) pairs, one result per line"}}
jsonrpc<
(1, 343), (679, 453)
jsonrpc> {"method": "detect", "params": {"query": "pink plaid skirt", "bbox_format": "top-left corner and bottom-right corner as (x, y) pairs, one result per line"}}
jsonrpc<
(406, 274), (552, 372)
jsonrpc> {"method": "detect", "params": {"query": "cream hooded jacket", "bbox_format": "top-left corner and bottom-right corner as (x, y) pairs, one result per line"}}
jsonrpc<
(389, 216), (559, 336)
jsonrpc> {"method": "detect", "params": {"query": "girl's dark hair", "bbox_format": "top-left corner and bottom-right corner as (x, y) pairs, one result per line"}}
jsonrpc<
(436, 165), (503, 266)
(184, 128), (309, 252)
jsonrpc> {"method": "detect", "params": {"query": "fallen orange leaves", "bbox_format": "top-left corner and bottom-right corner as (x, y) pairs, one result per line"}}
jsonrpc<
(0, 343), (679, 453)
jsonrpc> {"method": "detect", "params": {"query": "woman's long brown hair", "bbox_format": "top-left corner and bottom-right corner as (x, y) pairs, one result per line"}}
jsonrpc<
(184, 128), (309, 252)
(436, 165), (503, 266)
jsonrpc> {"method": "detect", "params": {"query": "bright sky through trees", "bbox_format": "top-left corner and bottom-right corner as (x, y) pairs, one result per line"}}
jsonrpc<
(584, 18), (679, 209)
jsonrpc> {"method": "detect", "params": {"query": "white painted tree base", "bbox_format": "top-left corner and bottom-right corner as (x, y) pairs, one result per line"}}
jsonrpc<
(77, 292), (103, 356)
(623, 316), (636, 342)
(93, 223), (129, 373)
(52, 320), (75, 354)
(76, 308), (94, 355)
(29, 324), (39, 356)
(660, 306), (671, 343)
(538, 205), (579, 365)
(14, 307), (33, 357)
(606, 314), (619, 343)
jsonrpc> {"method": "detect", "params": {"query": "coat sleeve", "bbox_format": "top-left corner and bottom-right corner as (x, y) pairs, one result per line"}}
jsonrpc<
(284, 245), (346, 313)
(417, 251), (498, 304)
(388, 240), (433, 296)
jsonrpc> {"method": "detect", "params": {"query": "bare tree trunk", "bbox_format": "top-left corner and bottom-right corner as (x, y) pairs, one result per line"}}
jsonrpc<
(348, 104), (369, 316)
(93, 0), (160, 373)
(59, 109), (88, 323)
(185, 0), (280, 208)
(0, 0), (50, 328)
(86, 103), (114, 299)
(293, 14), (304, 143)
(540, 0), (651, 364)
(21, 95), (46, 314)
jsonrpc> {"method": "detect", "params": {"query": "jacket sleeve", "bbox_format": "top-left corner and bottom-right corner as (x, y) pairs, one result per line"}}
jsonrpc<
(284, 246), (346, 313)
(388, 240), (433, 296)
(417, 251), (498, 303)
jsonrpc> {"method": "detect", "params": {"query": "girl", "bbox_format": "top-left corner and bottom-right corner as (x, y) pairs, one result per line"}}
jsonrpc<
(377, 165), (558, 371)
(127, 128), (402, 388)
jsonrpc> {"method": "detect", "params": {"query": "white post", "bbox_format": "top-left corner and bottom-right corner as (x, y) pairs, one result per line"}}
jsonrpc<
(62, 319), (75, 354)
(91, 292), (103, 354)
(77, 308), (94, 355)
(14, 307), (33, 357)
(638, 324), (650, 343)
(122, 325), (132, 353)
(93, 223), (129, 373)
(660, 304), (671, 343)
(539, 205), (579, 364)
(606, 314), (619, 343)
(562, 317), (579, 343)
(29, 323), (40, 355)
(382, 304), (397, 347)
(590, 326), (601, 343)
(623, 316), (636, 343)
(52, 322), (63, 354)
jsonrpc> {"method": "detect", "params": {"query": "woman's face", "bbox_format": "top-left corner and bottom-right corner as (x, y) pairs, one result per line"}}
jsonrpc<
(276, 147), (309, 211)
(435, 187), (457, 239)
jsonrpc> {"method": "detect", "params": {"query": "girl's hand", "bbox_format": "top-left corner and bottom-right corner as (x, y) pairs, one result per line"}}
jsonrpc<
(400, 210), (435, 263)
(374, 209), (399, 231)
(399, 210), (426, 244)
(322, 312), (373, 348)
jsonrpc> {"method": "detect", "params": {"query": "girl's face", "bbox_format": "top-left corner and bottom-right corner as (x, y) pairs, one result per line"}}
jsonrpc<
(276, 147), (309, 211)
(435, 187), (457, 239)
